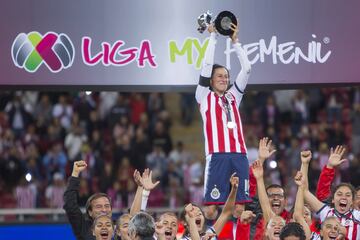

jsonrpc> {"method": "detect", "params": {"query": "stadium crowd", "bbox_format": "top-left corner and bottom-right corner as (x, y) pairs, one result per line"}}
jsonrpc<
(0, 87), (360, 239)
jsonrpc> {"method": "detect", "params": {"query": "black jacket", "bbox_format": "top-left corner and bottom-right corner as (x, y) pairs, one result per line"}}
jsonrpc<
(63, 176), (95, 240)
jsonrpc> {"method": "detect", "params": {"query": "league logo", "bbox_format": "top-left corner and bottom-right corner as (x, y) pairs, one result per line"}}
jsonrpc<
(11, 32), (75, 73)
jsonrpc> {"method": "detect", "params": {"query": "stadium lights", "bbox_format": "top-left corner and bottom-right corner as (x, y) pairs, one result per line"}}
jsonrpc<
(25, 173), (32, 182)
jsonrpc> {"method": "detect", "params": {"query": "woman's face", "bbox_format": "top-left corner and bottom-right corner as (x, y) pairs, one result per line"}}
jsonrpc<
(116, 214), (131, 240)
(210, 67), (229, 94)
(93, 215), (114, 240)
(332, 186), (353, 214)
(265, 216), (285, 240)
(192, 206), (205, 233)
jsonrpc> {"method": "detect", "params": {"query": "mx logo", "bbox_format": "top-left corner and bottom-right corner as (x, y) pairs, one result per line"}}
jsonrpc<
(11, 32), (75, 73)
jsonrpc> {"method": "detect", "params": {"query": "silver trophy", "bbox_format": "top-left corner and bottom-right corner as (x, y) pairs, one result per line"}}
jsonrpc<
(197, 10), (237, 36)
(197, 10), (213, 34)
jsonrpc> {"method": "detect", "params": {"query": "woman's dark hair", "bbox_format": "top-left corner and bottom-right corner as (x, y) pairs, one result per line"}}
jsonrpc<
(279, 222), (306, 240)
(331, 183), (355, 202)
(211, 64), (230, 80)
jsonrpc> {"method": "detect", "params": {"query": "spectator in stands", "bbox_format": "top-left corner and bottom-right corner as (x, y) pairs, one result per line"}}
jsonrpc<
(151, 121), (172, 156)
(147, 93), (165, 127)
(130, 93), (147, 126)
(15, 176), (37, 208)
(64, 125), (88, 162)
(45, 172), (65, 208)
(99, 92), (118, 121)
(180, 92), (195, 126)
(355, 187), (360, 210)
(52, 94), (73, 130)
(146, 143), (167, 180)
(132, 127), (151, 172)
(92, 214), (114, 240)
(5, 93), (33, 138)
(351, 103), (360, 156)
(33, 94), (53, 132)
(42, 141), (67, 181)
(108, 94), (130, 128)
(1, 145), (26, 189)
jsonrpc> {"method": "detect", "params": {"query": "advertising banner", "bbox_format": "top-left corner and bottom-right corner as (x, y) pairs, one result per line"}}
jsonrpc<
(1, 0), (359, 90)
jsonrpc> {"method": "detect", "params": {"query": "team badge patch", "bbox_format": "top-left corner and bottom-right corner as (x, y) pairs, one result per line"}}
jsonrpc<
(210, 185), (220, 200)
(225, 92), (234, 102)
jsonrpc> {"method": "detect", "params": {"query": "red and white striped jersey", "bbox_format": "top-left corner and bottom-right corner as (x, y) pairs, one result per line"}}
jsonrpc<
(317, 205), (360, 240)
(196, 89), (247, 156)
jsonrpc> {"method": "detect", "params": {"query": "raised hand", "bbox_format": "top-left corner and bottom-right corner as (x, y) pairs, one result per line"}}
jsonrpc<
(229, 22), (239, 44)
(327, 145), (347, 169)
(300, 150), (312, 164)
(72, 160), (87, 177)
(185, 203), (196, 219)
(201, 232), (217, 240)
(240, 210), (256, 224)
(207, 23), (216, 33)
(133, 170), (142, 187)
(251, 160), (264, 179)
(230, 172), (239, 188)
(294, 171), (305, 187)
(336, 225), (347, 240)
(141, 168), (160, 191)
(155, 221), (165, 240)
(258, 137), (276, 164)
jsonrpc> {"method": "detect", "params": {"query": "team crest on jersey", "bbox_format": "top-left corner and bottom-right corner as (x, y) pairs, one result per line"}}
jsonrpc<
(210, 185), (220, 200)
(225, 92), (234, 102)
(344, 219), (351, 227)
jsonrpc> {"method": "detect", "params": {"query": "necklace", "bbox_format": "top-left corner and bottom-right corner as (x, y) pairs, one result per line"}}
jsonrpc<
(219, 94), (235, 129)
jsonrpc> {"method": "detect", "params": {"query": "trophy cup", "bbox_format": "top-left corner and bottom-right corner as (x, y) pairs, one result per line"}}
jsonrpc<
(197, 10), (237, 36)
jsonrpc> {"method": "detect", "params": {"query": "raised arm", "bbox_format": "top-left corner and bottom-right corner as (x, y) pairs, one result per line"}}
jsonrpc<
(129, 168), (159, 216)
(300, 150), (311, 190)
(252, 160), (275, 223)
(252, 137), (277, 223)
(195, 25), (217, 103)
(212, 173), (238, 235)
(293, 171), (311, 240)
(63, 160), (88, 239)
(129, 170), (144, 216)
(316, 146), (346, 201)
(300, 154), (326, 213)
(184, 203), (201, 240)
(228, 23), (251, 106)
(235, 210), (256, 240)
(248, 137), (276, 198)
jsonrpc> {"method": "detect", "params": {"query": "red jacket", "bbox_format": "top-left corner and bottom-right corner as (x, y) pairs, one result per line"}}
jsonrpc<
(316, 165), (335, 201)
